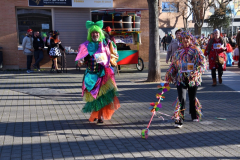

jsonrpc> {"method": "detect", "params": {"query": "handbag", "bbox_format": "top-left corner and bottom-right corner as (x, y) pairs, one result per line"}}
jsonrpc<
(109, 42), (118, 67)
(215, 53), (224, 65)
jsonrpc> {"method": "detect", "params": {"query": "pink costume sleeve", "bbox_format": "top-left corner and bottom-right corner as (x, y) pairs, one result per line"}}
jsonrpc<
(75, 41), (89, 61)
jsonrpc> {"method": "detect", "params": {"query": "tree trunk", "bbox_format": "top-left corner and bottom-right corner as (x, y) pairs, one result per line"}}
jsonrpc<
(194, 23), (202, 35)
(147, 0), (162, 82)
(183, 17), (188, 30)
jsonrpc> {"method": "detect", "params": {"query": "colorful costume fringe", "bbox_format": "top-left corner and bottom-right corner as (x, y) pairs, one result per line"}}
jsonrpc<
(172, 97), (203, 120)
(165, 45), (207, 87)
(75, 20), (120, 122)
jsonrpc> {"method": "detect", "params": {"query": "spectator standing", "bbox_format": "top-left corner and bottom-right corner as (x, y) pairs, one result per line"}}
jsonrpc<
(231, 35), (236, 48)
(223, 33), (229, 43)
(166, 29), (182, 64)
(45, 31), (55, 72)
(32, 31), (44, 71)
(49, 30), (65, 73)
(161, 34), (167, 51)
(22, 29), (34, 73)
(236, 31), (240, 68)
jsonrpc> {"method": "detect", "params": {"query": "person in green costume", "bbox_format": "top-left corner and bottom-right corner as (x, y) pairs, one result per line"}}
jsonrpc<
(76, 20), (120, 124)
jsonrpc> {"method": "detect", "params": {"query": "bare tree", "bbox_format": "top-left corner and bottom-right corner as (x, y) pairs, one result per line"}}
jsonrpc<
(206, 0), (232, 30)
(147, 0), (162, 82)
(164, 0), (193, 30)
(171, 0), (214, 34)
(178, 1), (194, 30)
(190, 0), (215, 35)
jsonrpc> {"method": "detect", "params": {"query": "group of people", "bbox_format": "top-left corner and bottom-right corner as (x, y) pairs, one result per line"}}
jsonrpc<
(22, 29), (64, 73)
(22, 21), (238, 128)
(75, 22), (237, 128)
(160, 33), (173, 51)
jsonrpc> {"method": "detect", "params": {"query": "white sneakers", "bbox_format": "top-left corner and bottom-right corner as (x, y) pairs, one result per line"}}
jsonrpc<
(174, 119), (199, 128)
(26, 70), (34, 73)
(174, 124), (182, 128)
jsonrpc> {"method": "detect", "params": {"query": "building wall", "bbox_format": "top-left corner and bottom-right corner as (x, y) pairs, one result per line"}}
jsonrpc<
(0, 0), (29, 69)
(0, 0), (189, 69)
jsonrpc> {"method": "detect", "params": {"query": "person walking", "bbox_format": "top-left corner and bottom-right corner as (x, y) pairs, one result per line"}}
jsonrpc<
(22, 29), (34, 73)
(166, 29), (182, 64)
(32, 31), (44, 71)
(161, 34), (167, 51)
(204, 29), (227, 86)
(159, 35), (162, 49)
(166, 33), (172, 50)
(49, 30), (65, 73)
(75, 20), (120, 124)
(223, 33), (229, 43)
(165, 31), (207, 128)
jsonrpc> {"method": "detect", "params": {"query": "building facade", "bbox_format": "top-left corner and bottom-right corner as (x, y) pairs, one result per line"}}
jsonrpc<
(0, 0), (153, 69)
(1, 0), (192, 69)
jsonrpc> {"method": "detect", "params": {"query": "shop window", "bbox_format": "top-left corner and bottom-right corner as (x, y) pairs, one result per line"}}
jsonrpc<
(162, 2), (179, 13)
(17, 9), (52, 45)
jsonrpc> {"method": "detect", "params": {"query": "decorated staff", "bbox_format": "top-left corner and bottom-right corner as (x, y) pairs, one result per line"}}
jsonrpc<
(75, 20), (120, 124)
(141, 83), (171, 139)
(165, 31), (207, 128)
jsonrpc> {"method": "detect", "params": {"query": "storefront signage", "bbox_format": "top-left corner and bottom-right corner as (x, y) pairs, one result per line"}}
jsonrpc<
(72, 0), (113, 8)
(42, 24), (49, 29)
(114, 35), (134, 44)
(29, 0), (72, 6)
(29, 0), (112, 7)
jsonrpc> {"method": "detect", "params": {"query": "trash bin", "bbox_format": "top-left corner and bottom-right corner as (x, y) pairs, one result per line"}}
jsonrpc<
(0, 47), (3, 68)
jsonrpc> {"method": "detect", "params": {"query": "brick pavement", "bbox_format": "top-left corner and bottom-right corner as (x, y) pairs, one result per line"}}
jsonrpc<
(0, 57), (240, 160)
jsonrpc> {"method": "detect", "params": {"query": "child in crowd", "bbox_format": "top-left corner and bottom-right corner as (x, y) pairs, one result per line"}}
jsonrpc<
(226, 43), (233, 66)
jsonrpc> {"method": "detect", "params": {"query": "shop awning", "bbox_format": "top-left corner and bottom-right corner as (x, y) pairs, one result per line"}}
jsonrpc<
(91, 8), (148, 13)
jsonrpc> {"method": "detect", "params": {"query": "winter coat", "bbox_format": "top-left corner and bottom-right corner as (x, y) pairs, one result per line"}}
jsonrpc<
(33, 36), (44, 51)
(166, 39), (179, 62)
(204, 38), (227, 71)
(166, 35), (172, 43)
(22, 36), (33, 55)
(161, 36), (167, 43)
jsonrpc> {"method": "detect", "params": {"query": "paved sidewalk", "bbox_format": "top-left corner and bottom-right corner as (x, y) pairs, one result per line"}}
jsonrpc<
(0, 61), (240, 160)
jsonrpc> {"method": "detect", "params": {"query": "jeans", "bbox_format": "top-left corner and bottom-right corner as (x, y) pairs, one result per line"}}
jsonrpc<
(27, 55), (33, 70)
(211, 64), (223, 78)
(166, 43), (170, 50)
(34, 50), (44, 69)
(162, 43), (167, 51)
(176, 83), (198, 124)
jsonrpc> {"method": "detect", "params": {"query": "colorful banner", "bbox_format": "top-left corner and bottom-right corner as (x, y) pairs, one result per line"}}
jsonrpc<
(114, 35), (135, 44)
(29, 0), (72, 6)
